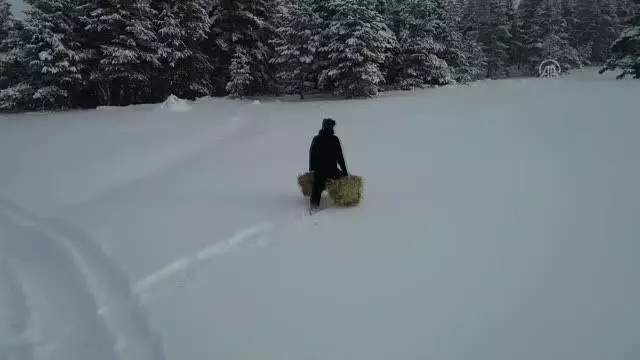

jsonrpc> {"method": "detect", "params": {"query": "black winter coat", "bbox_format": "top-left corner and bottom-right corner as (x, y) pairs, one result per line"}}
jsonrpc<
(309, 129), (348, 175)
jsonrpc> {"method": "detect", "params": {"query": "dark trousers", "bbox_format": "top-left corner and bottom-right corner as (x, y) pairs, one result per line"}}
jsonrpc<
(310, 170), (344, 207)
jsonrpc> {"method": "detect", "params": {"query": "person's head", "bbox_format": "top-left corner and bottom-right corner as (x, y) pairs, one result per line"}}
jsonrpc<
(322, 118), (336, 131)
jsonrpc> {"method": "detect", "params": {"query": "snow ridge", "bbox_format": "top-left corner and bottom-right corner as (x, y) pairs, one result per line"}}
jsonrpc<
(0, 257), (35, 360)
(134, 221), (275, 295)
(134, 208), (324, 301)
(0, 198), (165, 360)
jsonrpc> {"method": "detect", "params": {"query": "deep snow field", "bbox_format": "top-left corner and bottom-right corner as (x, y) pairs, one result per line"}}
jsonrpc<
(1, 68), (639, 360)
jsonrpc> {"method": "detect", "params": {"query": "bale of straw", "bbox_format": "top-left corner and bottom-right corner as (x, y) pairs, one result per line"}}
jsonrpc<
(297, 172), (314, 197)
(327, 175), (364, 206)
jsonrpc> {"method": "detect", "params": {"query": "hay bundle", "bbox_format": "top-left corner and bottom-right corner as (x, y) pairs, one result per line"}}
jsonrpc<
(327, 175), (364, 206)
(297, 172), (314, 197)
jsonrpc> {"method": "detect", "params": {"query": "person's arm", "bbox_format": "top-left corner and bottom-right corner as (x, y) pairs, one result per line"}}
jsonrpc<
(336, 137), (348, 175)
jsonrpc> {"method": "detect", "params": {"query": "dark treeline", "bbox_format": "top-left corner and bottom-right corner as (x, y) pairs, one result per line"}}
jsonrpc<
(0, 0), (638, 112)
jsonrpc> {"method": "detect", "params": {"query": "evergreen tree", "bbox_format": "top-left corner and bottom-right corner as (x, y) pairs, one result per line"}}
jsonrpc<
(561, 0), (591, 65)
(310, 0), (335, 21)
(83, 0), (161, 106)
(270, 0), (320, 99)
(460, 0), (481, 30)
(507, 0), (526, 72)
(0, 1), (31, 111)
(6, 0), (86, 110)
(574, 0), (601, 62)
(536, 0), (582, 71)
(479, 0), (513, 78)
(155, 0), (211, 99)
(386, 0), (452, 89)
(318, 0), (397, 97)
(460, 0), (489, 78)
(0, 0), (12, 41)
(441, 0), (486, 83)
(446, 30), (487, 83)
(616, 0), (637, 27)
(0, 0), (19, 89)
(206, 0), (280, 96)
(600, 3), (640, 78)
(561, 0), (579, 47)
(516, 0), (582, 74)
(309, 0), (346, 92)
(590, 0), (620, 63)
(516, 0), (544, 69)
(226, 47), (254, 97)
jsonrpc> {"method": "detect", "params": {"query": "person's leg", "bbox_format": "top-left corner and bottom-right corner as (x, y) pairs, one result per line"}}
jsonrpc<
(310, 172), (326, 208)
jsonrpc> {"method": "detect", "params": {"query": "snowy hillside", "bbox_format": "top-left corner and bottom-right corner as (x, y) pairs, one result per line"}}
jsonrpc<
(1, 68), (639, 360)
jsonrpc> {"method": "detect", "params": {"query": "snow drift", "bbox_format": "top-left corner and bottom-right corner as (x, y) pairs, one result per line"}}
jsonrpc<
(157, 95), (191, 112)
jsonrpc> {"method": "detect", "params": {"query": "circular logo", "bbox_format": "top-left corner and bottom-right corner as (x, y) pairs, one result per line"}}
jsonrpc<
(538, 59), (562, 78)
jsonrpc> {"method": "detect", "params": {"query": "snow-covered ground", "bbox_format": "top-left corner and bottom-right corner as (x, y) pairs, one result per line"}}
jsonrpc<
(1, 68), (639, 360)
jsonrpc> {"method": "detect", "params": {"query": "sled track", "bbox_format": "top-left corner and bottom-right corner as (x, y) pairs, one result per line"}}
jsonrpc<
(0, 257), (34, 360)
(134, 206), (327, 301)
(134, 221), (275, 296)
(0, 198), (166, 360)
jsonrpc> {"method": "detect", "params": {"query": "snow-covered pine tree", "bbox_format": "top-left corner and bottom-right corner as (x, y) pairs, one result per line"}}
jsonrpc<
(0, 1), (31, 111)
(479, 0), (513, 79)
(0, 0), (12, 41)
(155, 0), (211, 99)
(314, 0), (393, 93)
(600, 2), (640, 78)
(310, 0), (334, 21)
(557, 0), (616, 66)
(83, 0), (161, 106)
(574, 0), (601, 62)
(460, 0), (481, 31)
(374, 0), (389, 16)
(318, 0), (397, 97)
(535, 0), (582, 72)
(308, 0), (332, 85)
(561, 0), (578, 46)
(445, 0), (466, 24)
(7, 0), (86, 110)
(616, 0), (637, 27)
(506, 0), (526, 73)
(154, 0), (184, 98)
(440, 0), (486, 83)
(226, 47), (253, 97)
(206, 0), (280, 96)
(590, 0), (620, 63)
(459, 31), (488, 81)
(459, 0), (489, 79)
(560, 0), (591, 65)
(516, 0), (544, 69)
(270, 0), (320, 99)
(386, 0), (446, 89)
(67, 0), (100, 108)
(0, 0), (18, 88)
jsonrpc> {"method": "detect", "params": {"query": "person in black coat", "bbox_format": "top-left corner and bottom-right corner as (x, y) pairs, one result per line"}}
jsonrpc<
(308, 118), (348, 210)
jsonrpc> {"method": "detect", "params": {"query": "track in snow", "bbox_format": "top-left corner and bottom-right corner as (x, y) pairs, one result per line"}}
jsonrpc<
(0, 257), (34, 360)
(133, 205), (329, 303)
(0, 198), (165, 360)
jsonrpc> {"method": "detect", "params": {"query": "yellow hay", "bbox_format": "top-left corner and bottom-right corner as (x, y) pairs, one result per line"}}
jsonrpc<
(297, 172), (314, 197)
(298, 172), (364, 206)
(327, 175), (364, 206)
